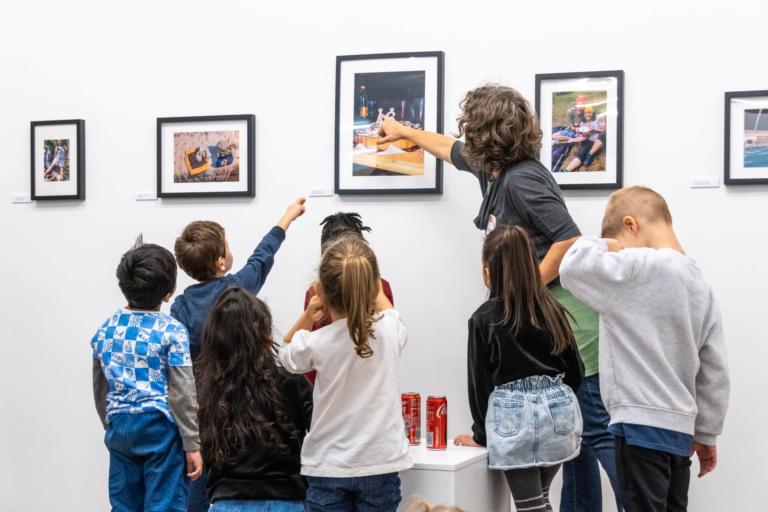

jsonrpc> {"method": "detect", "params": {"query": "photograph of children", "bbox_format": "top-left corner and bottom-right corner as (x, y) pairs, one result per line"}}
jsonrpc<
(550, 91), (608, 173)
(173, 130), (240, 183)
(744, 109), (768, 168)
(351, 70), (426, 177)
(42, 139), (70, 182)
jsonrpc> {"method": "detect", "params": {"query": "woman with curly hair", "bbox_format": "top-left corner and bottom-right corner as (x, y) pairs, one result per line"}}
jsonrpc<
(379, 85), (622, 512)
(196, 287), (313, 511)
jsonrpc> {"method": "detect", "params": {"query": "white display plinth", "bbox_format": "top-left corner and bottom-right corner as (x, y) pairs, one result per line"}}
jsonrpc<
(399, 441), (510, 511)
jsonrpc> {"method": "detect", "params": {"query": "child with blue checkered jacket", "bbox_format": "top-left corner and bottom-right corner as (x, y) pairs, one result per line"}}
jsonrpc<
(92, 239), (203, 512)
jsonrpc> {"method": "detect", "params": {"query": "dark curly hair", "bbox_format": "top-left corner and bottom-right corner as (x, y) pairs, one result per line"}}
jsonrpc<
(196, 288), (293, 468)
(319, 212), (371, 252)
(457, 85), (542, 174)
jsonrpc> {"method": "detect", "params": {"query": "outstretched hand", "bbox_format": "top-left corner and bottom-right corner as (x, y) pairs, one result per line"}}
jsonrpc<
(378, 117), (410, 144)
(693, 442), (717, 477)
(277, 197), (306, 230)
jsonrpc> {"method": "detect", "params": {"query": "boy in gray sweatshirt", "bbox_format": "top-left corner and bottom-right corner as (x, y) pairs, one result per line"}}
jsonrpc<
(559, 186), (729, 512)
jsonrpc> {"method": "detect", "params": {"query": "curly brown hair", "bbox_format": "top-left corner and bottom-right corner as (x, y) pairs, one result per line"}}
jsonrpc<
(457, 85), (542, 174)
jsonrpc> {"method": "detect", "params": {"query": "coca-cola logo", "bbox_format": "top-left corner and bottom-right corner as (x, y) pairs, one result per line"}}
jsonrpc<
(436, 404), (446, 418)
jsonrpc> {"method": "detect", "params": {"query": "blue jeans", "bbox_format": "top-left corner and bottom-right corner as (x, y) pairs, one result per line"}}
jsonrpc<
(209, 500), (306, 511)
(306, 473), (401, 512)
(104, 412), (188, 512)
(560, 374), (622, 511)
(187, 472), (209, 512)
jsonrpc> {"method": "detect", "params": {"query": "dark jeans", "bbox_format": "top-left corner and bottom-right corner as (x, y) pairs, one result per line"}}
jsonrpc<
(616, 436), (691, 512)
(105, 412), (188, 512)
(306, 473), (401, 512)
(560, 375), (622, 512)
(187, 472), (209, 512)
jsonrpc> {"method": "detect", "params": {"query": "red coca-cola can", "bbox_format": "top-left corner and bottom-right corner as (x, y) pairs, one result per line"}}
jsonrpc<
(426, 396), (447, 450)
(401, 392), (421, 445)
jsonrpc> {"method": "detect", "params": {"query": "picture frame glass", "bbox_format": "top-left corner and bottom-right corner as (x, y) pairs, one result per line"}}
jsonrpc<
(336, 54), (442, 194)
(728, 96), (768, 182)
(538, 75), (620, 188)
(33, 123), (80, 198)
(159, 117), (251, 197)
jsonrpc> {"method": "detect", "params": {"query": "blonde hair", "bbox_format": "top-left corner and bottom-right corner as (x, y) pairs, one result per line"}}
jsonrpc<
(319, 235), (380, 358)
(405, 498), (464, 512)
(601, 186), (673, 238)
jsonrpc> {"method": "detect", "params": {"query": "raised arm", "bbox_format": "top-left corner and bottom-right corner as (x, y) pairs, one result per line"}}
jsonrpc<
(559, 236), (636, 313)
(234, 198), (306, 292)
(378, 117), (455, 164)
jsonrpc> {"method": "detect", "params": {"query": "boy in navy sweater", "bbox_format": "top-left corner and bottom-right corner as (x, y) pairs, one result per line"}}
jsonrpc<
(171, 197), (305, 512)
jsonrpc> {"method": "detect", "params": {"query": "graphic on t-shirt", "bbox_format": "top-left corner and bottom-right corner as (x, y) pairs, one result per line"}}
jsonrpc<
(42, 139), (70, 182)
(351, 71), (426, 177)
(550, 91), (608, 173)
(744, 109), (768, 168)
(92, 310), (192, 422)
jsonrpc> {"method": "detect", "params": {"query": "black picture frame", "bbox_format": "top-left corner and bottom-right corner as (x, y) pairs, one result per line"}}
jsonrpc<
(30, 119), (85, 200)
(535, 70), (624, 190)
(334, 51), (444, 195)
(724, 90), (768, 186)
(156, 114), (255, 198)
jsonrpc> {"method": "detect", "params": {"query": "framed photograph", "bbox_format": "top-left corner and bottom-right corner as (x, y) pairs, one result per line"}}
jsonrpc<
(335, 51), (444, 195)
(157, 114), (255, 198)
(725, 90), (768, 185)
(535, 70), (624, 190)
(31, 119), (85, 200)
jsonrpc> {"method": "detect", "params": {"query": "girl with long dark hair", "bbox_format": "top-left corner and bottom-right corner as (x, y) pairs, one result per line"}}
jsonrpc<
(196, 287), (313, 512)
(454, 225), (584, 512)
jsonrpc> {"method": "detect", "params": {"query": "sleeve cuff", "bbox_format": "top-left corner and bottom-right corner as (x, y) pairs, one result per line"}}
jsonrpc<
(181, 435), (201, 452)
(269, 226), (286, 242)
(694, 433), (717, 445)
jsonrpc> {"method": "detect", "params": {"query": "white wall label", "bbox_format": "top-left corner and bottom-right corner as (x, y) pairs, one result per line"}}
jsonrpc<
(135, 191), (158, 201)
(689, 178), (721, 189)
(309, 188), (334, 197)
(12, 194), (32, 204)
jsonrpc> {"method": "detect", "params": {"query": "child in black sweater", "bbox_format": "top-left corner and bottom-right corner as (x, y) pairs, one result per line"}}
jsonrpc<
(195, 288), (313, 510)
(454, 225), (584, 512)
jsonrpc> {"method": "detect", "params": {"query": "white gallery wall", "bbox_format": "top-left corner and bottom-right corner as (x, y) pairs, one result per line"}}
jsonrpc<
(0, 1), (765, 510)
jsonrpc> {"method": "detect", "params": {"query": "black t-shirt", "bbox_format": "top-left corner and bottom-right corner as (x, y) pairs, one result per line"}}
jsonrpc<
(467, 298), (584, 446)
(206, 371), (313, 503)
(450, 141), (581, 262)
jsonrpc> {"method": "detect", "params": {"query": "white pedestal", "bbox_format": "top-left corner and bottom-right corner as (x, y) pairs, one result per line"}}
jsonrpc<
(399, 441), (510, 512)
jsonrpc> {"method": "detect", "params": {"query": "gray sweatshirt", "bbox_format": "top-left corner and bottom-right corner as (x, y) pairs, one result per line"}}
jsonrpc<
(559, 237), (729, 445)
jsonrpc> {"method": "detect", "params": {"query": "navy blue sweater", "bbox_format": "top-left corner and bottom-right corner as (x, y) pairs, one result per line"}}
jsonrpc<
(171, 226), (286, 360)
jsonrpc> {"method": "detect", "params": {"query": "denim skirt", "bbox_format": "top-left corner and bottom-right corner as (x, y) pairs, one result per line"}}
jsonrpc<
(486, 375), (582, 470)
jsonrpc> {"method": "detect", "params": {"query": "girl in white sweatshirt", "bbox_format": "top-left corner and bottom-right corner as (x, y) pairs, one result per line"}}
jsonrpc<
(279, 235), (412, 512)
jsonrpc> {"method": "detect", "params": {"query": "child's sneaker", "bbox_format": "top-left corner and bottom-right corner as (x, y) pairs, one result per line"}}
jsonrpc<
(584, 154), (594, 166)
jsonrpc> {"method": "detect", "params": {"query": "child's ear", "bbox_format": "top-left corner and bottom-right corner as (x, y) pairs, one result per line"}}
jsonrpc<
(622, 215), (639, 235)
(162, 290), (174, 303)
(483, 266), (491, 288)
(216, 256), (226, 272)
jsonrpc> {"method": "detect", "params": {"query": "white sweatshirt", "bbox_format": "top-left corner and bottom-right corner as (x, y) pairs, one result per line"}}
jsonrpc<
(559, 237), (730, 445)
(278, 309), (413, 477)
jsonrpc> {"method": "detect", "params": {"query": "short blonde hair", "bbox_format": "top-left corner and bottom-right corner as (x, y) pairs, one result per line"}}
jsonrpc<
(405, 498), (464, 512)
(601, 186), (673, 237)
